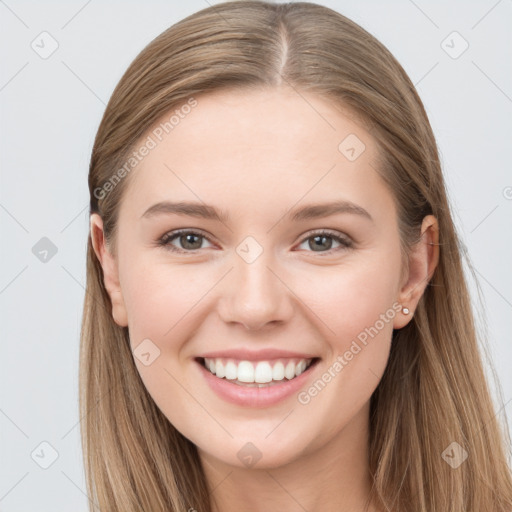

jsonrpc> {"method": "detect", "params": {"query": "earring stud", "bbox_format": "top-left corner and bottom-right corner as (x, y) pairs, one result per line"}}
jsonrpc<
(402, 306), (410, 314)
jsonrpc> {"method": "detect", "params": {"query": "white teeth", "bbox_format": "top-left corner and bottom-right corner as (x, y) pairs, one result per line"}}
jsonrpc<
(295, 360), (307, 376)
(254, 362), (273, 383)
(285, 361), (296, 380)
(215, 361), (226, 379)
(237, 361), (254, 383)
(272, 361), (285, 381)
(225, 361), (238, 380)
(202, 357), (314, 384)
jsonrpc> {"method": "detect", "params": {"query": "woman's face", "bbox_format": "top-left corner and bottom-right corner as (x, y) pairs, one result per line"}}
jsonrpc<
(92, 87), (422, 470)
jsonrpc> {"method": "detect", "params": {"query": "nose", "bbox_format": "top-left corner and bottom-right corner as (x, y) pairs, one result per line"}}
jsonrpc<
(217, 249), (294, 331)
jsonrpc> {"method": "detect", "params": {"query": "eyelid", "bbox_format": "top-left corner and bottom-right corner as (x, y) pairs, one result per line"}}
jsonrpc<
(299, 228), (351, 243)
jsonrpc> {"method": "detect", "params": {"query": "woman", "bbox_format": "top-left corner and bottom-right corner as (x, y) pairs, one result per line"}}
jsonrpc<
(80, 1), (512, 510)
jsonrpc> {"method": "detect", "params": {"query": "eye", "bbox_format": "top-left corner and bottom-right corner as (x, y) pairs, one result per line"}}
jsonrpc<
(157, 228), (353, 255)
(157, 229), (214, 253)
(296, 230), (353, 254)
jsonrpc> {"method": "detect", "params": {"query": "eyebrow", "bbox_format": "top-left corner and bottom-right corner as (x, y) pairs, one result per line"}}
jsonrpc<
(140, 200), (373, 223)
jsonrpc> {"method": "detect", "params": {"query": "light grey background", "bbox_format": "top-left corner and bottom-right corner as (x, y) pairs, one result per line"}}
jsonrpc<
(1, 0), (511, 510)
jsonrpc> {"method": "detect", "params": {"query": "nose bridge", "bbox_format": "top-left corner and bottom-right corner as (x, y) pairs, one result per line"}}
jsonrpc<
(218, 236), (293, 330)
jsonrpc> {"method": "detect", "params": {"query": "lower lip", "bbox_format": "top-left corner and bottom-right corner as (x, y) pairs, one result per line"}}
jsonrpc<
(195, 358), (320, 408)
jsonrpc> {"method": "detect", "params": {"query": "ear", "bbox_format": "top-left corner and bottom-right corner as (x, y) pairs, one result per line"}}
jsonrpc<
(90, 213), (128, 327)
(393, 215), (439, 329)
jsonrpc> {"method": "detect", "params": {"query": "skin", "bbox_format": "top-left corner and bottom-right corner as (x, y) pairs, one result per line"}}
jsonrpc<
(90, 86), (439, 512)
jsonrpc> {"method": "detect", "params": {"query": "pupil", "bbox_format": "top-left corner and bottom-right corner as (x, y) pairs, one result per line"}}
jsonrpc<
(182, 234), (201, 249)
(311, 235), (332, 251)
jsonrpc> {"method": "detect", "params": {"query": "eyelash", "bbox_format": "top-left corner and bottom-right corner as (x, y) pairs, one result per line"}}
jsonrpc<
(157, 228), (353, 255)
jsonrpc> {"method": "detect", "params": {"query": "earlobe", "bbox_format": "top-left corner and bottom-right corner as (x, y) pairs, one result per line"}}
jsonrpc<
(90, 214), (129, 327)
(393, 215), (439, 329)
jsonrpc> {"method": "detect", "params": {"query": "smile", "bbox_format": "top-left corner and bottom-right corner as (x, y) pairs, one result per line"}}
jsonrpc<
(194, 355), (322, 407)
(200, 357), (316, 387)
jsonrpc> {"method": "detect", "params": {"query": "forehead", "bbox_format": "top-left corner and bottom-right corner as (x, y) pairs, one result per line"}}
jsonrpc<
(119, 86), (390, 222)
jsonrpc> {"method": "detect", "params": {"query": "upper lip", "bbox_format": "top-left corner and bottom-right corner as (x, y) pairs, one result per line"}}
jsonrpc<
(197, 349), (319, 361)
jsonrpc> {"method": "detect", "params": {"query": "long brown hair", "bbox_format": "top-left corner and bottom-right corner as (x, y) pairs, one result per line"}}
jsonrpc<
(80, 2), (512, 510)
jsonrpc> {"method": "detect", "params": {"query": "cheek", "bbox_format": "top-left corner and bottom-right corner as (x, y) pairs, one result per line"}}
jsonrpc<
(118, 259), (212, 428)
(298, 250), (401, 397)
(120, 255), (205, 344)
(289, 258), (400, 445)
(302, 253), (401, 343)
